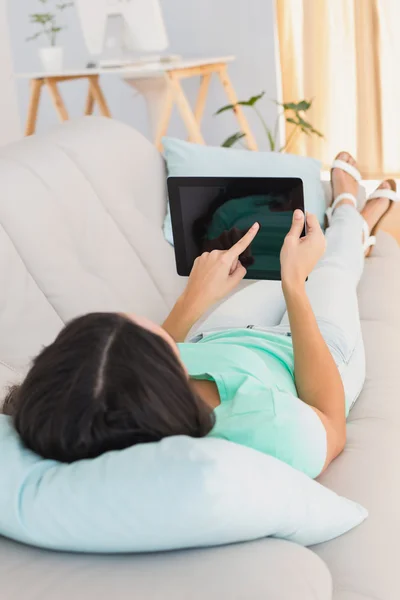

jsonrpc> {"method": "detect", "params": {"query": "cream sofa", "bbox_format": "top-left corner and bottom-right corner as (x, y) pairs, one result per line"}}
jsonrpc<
(0, 117), (399, 600)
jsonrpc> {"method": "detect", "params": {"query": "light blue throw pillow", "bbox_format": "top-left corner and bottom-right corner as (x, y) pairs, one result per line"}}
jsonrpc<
(0, 415), (366, 553)
(162, 138), (325, 245)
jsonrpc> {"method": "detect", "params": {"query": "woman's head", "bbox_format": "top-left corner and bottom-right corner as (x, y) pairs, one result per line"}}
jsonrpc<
(3, 313), (214, 462)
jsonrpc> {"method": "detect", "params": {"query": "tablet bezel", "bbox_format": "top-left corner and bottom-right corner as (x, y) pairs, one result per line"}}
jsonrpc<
(167, 176), (305, 280)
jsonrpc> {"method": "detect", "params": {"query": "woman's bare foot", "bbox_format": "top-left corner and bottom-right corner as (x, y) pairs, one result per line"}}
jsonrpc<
(331, 151), (359, 211)
(361, 181), (391, 256)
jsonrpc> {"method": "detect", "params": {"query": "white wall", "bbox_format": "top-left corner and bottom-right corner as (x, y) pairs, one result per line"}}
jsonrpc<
(0, 0), (20, 145)
(8, 0), (279, 149)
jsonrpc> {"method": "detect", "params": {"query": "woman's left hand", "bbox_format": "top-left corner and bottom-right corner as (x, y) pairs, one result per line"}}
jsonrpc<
(280, 211), (326, 289)
(181, 222), (260, 317)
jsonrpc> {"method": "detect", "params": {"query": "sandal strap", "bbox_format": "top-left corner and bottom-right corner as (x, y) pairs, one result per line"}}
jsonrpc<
(325, 193), (358, 226)
(332, 159), (362, 182)
(368, 189), (400, 202)
(331, 193), (358, 211)
(362, 219), (376, 252)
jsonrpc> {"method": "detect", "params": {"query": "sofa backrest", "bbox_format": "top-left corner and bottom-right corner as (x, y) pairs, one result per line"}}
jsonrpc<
(0, 117), (184, 395)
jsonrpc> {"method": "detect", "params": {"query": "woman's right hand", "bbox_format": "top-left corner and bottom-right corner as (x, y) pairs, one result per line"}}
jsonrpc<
(163, 223), (260, 342)
(201, 227), (255, 267)
(280, 210), (326, 288)
(181, 222), (260, 316)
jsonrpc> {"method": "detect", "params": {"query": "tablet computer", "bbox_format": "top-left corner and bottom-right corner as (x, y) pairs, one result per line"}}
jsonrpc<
(167, 176), (305, 280)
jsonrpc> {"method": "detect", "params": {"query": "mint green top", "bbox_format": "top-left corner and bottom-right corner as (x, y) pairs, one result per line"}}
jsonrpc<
(179, 329), (327, 479)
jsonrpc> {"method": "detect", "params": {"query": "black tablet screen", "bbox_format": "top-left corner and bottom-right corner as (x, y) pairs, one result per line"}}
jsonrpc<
(168, 177), (305, 280)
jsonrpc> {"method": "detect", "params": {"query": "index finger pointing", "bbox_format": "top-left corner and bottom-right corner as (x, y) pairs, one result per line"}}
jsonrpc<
(227, 222), (260, 258)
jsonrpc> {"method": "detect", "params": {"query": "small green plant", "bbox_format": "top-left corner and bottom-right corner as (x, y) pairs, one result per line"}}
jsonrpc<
(215, 93), (323, 152)
(27, 0), (73, 47)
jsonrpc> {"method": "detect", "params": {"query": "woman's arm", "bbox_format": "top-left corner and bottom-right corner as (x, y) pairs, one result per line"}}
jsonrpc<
(162, 296), (204, 344)
(283, 283), (346, 468)
(163, 223), (260, 343)
(280, 211), (346, 470)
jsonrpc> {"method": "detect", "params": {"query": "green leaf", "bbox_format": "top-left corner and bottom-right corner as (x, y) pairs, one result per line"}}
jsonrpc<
(297, 100), (312, 111)
(281, 102), (299, 111)
(30, 13), (53, 19)
(296, 116), (312, 129)
(57, 2), (74, 10)
(311, 128), (324, 138)
(214, 103), (236, 116)
(286, 114), (324, 139)
(221, 132), (246, 148)
(296, 116), (323, 136)
(215, 91), (265, 115)
(51, 26), (62, 33)
(281, 99), (312, 112)
(237, 91), (265, 107)
(30, 13), (54, 24)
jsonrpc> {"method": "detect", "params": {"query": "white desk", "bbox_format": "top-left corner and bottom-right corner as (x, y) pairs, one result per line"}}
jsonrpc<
(16, 56), (258, 150)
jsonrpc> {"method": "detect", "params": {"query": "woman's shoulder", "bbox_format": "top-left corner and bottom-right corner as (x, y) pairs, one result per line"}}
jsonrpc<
(178, 340), (266, 378)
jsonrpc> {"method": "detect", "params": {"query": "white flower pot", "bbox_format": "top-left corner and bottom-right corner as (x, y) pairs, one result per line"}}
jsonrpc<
(39, 47), (63, 72)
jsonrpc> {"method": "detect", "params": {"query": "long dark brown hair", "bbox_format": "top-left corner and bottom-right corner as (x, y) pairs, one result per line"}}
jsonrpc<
(3, 313), (214, 462)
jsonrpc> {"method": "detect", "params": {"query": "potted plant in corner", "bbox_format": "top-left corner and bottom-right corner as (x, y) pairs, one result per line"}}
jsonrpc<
(27, 0), (73, 72)
(215, 93), (323, 152)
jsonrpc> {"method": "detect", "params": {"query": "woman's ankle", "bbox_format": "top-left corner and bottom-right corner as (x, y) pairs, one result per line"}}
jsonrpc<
(334, 199), (357, 211)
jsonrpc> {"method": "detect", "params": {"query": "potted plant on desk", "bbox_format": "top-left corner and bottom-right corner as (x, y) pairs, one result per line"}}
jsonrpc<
(27, 0), (73, 72)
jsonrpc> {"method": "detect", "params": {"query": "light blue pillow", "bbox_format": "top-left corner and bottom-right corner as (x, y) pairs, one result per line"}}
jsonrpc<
(0, 415), (366, 553)
(162, 138), (325, 245)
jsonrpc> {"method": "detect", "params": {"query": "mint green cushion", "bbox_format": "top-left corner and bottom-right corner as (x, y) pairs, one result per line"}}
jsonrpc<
(162, 138), (325, 245)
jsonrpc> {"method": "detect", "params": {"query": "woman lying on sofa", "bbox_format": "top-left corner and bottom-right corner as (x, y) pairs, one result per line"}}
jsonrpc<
(3, 153), (399, 478)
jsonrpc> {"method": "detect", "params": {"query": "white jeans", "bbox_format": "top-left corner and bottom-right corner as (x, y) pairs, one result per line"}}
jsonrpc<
(199, 205), (366, 416)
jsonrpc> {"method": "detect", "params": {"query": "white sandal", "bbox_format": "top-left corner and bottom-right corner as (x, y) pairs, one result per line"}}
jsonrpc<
(326, 158), (362, 226)
(331, 158), (362, 183)
(363, 180), (399, 254)
(362, 221), (376, 254)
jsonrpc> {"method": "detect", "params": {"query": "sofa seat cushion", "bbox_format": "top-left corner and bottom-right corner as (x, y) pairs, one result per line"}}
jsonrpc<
(0, 536), (332, 600)
(314, 232), (400, 600)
